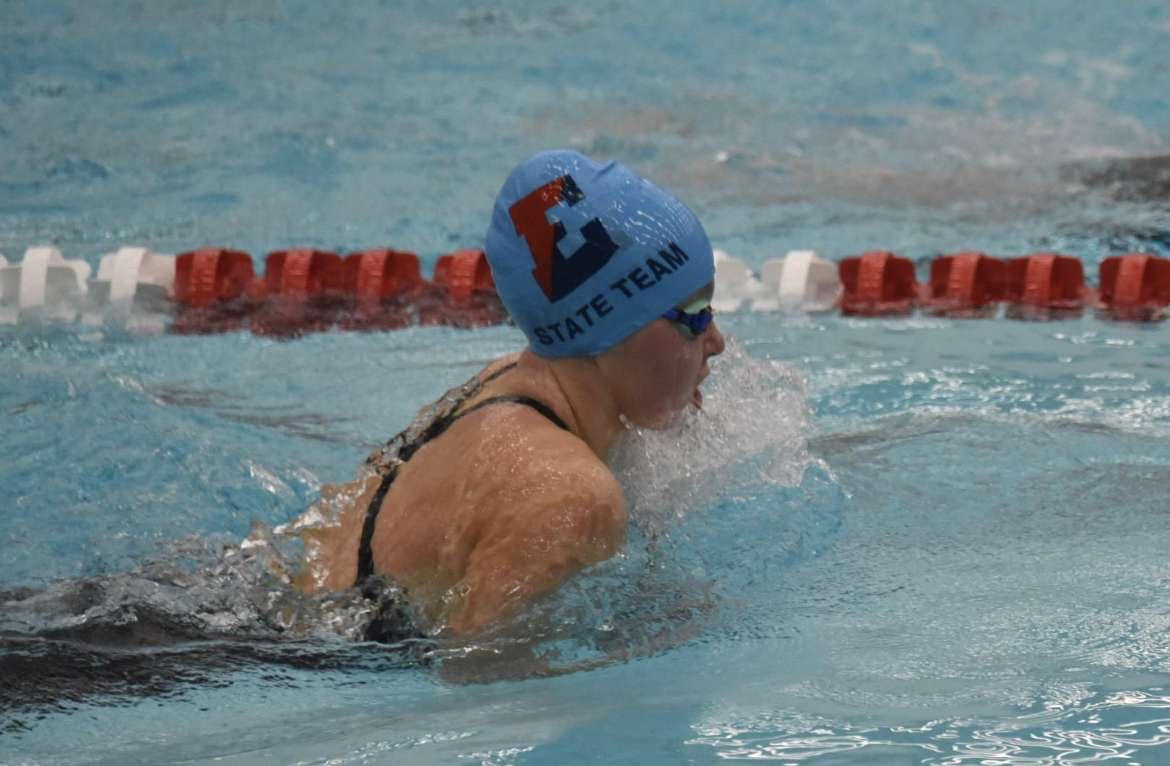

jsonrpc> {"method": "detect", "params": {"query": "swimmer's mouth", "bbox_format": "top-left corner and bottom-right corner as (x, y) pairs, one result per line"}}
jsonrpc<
(693, 369), (709, 409)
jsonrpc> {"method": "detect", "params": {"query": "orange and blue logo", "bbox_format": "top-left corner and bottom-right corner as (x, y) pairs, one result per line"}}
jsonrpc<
(508, 174), (619, 303)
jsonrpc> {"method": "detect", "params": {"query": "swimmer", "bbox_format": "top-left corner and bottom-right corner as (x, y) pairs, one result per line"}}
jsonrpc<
(294, 150), (724, 642)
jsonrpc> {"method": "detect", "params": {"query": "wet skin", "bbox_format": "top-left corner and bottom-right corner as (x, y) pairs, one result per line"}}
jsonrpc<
(298, 283), (725, 638)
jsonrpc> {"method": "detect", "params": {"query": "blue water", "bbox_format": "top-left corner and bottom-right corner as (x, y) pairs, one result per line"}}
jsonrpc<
(4, 1), (1170, 764)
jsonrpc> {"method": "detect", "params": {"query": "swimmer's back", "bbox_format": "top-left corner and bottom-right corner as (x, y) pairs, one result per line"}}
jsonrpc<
(301, 354), (626, 635)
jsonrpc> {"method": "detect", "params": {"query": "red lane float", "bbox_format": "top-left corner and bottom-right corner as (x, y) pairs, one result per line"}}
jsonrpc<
(170, 247), (508, 335)
(174, 248), (254, 308)
(250, 249), (346, 337)
(256, 249), (345, 298)
(1098, 253), (1170, 320)
(338, 249), (424, 331)
(1005, 253), (1086, 319)
(420, 249), (506, 327)
(172, 248), (256, 333)
(924, 252), (1006, 316)
(838, 251), (918, 315)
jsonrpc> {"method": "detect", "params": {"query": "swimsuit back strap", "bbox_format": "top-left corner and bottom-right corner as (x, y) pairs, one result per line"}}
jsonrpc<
(479, 360), (518, 385)
(354, 393), (570, 586)
(445, 394), (571, 433)
(355, 468), (398, 585)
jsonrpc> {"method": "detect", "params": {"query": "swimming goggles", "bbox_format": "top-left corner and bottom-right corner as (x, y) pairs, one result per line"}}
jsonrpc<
(662, 296), (714, 339)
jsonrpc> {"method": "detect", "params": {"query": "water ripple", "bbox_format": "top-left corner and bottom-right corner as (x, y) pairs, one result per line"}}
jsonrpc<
(689, 689), (1170, 763)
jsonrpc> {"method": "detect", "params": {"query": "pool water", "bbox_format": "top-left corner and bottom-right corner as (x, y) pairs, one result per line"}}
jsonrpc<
(3, 1), (1170, 763)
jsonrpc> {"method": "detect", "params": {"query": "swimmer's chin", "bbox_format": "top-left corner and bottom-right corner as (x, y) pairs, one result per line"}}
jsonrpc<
(620, 393), (704, 431)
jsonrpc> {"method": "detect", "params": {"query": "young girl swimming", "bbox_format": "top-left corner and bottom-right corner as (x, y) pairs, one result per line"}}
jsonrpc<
(293, 150), (725, 641)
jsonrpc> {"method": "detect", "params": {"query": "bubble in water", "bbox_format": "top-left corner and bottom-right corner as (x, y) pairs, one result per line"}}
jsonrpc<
(609, 338), (814, 537)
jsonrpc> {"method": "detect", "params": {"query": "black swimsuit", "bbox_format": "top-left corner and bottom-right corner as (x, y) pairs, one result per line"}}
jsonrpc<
(356, 361), (570, 642)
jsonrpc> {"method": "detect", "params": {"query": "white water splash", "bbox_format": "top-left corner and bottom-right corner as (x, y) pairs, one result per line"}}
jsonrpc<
(608, 339), (815, 537)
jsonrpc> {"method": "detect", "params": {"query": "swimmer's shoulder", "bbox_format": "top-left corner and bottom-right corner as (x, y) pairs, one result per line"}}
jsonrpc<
(477, 420), (627, 551)
(450, 353), (627, 541)
(444, 438), (626, 635)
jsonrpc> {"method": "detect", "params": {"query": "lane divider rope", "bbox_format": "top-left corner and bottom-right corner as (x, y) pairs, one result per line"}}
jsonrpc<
(0, 245), (1168, 335)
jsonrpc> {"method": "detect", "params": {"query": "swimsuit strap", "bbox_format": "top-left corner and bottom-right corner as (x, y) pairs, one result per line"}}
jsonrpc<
(371, 361), (519, 458)
(479, 360), (518, 386)
(354, 389), (570, 586)
(440, 393), (571, 433)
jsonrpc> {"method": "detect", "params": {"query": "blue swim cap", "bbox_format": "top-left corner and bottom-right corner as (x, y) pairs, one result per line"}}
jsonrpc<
(485, 150), (714, 358)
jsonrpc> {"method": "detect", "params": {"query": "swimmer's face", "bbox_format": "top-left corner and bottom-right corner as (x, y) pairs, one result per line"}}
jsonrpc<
(597, 281), (725, 428)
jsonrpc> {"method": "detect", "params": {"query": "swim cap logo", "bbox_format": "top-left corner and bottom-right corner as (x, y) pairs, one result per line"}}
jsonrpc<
(509, 175), (619, 303)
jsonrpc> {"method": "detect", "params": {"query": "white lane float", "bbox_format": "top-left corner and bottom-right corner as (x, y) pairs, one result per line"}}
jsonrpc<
(0, 247), (91, 324)
(83, 246), (176, 329)
(758, 249), (840, 313)
(712, 249), (765, 312)
(714, 248), (841, 313)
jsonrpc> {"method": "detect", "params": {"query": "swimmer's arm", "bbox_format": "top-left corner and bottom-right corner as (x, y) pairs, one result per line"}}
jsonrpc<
(443, 462), (626, 637)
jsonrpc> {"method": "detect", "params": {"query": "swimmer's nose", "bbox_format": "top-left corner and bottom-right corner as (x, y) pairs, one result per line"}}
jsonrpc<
(704, 319), (726, 358)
